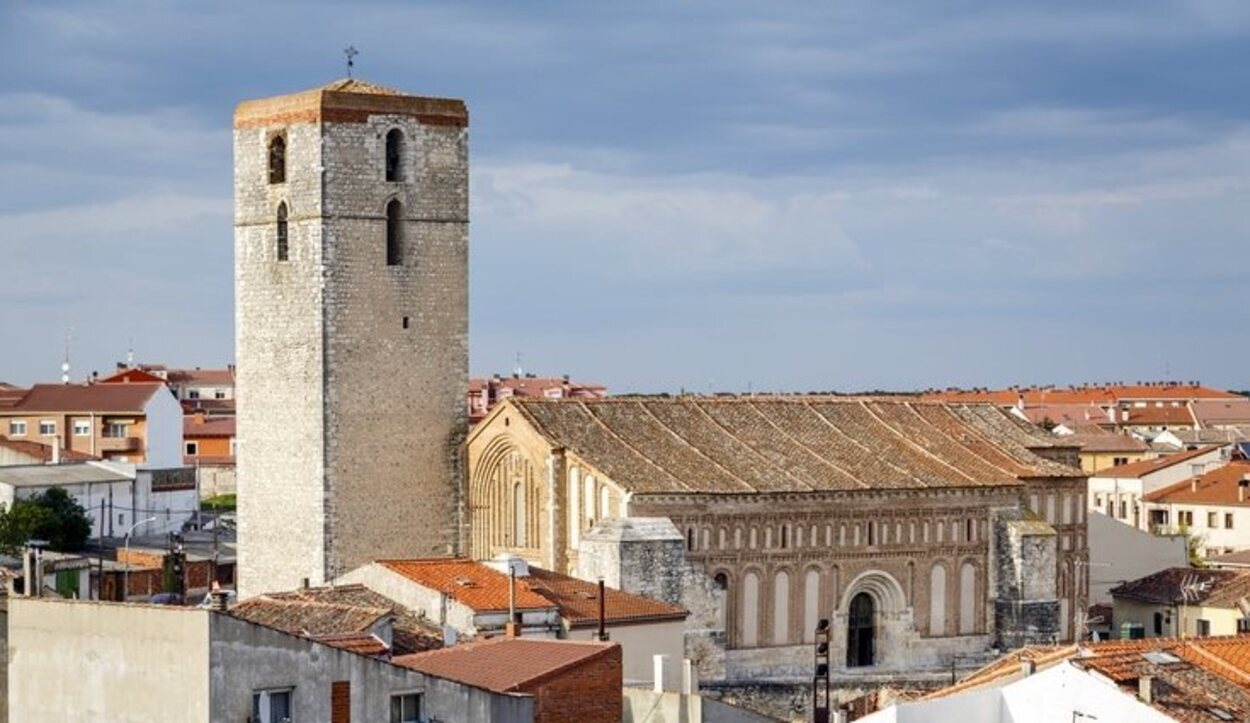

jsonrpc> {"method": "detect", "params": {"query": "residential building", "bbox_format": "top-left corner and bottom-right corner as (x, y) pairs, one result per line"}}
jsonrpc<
(0, 435), (95, 466)
(1087, 445), (1227, 531)
(0, 382), (182, 467)
(183, 412), (236, 497)
(235, 79), (469, 596)
(105, 363), (237, 405)
(469, 373), (607, 424)
(7, 596), (534, 722)
(394, 636), (622, 723)
(1055, 427), (1150, 474)
(1110, 567), (1250, 638)
(1142, 460), (1250, 558)
(864, 636), (1250, 722)
(0, 461), (197, 539)
(339, 554), (688, 686)
(1191, 398), (1250, 430)
(468, 396), (1088, 686)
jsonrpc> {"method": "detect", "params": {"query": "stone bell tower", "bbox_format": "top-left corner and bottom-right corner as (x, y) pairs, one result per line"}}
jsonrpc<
(234, 79), (469, 596)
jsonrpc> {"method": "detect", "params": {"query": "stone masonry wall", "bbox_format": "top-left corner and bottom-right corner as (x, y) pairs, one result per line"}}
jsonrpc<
(236, 120), (327, 596)
(236, 96), (468, 595)
(321, 115), (468, 576)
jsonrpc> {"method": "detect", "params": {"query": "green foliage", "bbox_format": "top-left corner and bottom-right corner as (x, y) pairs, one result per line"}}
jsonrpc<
(1178, 525), (1207, 568)
(0, 488), (93, 554)
(200, 493), (236, 511)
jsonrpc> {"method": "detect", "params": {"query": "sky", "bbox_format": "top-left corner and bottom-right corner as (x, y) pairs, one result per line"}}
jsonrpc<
(1, 0), (1247, 393)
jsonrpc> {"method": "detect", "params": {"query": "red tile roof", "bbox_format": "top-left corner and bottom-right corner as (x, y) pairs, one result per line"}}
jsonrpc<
(379, 559), (555, 613)
(0, 436), (96, 462)
(1094, 445), (1222, 479)
(1144, 461), (1250, 507)
(7, 383), (165, 414)
(1193, 399), (1250, 426)
(183, 415), (236, 438)
(98, 368), (166, 385)
(523, 567), (687, 627)
(166, 368), (235, 386)
(930, 636), (1250, 721)
(1065, 431), (1148, 453)
(378, 558), (687, 625)
(393, 637), (618, 693)
(926, 384), (1240, 406)
(230, 584), (442, 656)
(1109, 567), (1250, 607)
(1121, 405), (1196, 427)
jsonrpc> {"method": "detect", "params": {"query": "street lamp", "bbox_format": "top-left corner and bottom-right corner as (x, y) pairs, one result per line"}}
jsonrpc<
(122, 516), (157, 602)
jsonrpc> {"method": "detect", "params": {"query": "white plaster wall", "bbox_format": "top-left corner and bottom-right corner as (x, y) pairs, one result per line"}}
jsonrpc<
(566, 620), (685, 687)
(1087, 511), (1187, 604)
(1001, 664), (1172, 723)
(8, 598), (211, 722)
(142, 390), (185, 470)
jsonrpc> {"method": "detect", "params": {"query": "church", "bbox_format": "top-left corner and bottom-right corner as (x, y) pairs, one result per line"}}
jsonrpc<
(230, 77), (1090, 685)
(467, 396), (1089, 681)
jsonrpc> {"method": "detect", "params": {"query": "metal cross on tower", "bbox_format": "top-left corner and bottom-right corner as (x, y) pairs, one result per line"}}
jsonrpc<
(344, 46), (358, 78)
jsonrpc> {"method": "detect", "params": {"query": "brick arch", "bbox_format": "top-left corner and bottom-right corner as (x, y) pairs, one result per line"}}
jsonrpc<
(469, 435), (542, 559)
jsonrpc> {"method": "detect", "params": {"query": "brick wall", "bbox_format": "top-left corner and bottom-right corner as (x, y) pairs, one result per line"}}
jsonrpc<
(522, 645), (622, 723)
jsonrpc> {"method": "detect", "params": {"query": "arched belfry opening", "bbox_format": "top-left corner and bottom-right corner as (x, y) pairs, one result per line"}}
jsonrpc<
(268, 135), (286, 184)
(385, 128), (404, 182)
(846, 592), (875, 667)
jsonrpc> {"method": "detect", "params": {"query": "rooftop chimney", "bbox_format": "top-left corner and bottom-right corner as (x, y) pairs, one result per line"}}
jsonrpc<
(1139, 675), (1154, 705)
(208, 582), (230, 612)
(1020, 659), (1036, 676)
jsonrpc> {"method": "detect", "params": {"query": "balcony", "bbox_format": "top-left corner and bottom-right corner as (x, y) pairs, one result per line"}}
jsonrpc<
(98, 436), (141, 453)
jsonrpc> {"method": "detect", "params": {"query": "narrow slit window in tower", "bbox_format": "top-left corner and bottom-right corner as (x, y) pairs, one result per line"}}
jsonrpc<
(385, 129), (403, 182)
(276, 203), (289, 261)
(386, 200), (402, 266)
(269, 135), (286, 184)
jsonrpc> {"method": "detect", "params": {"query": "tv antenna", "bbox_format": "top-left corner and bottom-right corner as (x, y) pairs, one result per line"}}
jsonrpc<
(61, 327), (74, 384)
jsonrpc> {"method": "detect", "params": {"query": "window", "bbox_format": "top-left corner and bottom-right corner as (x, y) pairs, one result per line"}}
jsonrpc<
(1120, 500), (1128, 519)
(1154, 612), (1164, 635)
(385, 129), (404, 182)
(187, 390), (201, 400)
(214, 390), (226, 399)
(39, 420), (56, 436)
(268, 135), (286, 184)
(1113, 457), (1128, 466)
(9, 420), (26, 437)
(1209, 512), (1219, 529)
(71, 419), (90, 436)
(1197, 619), (1211, 637)
(1239, 618), (1250, 634)
(277, 202), (289, 262)
(390, 692), (421, 723)
(185, 442), (199, 456)
(386, 199), (402, 266)
(105, 422), (129, 438)
(1227, 513), (1235, 530)
(1180, 510), (1194, 528)
(253, 688), (293, 723)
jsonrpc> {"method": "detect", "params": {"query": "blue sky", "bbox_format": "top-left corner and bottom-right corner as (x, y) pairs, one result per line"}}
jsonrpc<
(1, 0), (1247, 392)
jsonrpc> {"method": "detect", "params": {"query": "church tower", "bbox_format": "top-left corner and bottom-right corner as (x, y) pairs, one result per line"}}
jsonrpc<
(233, 80), (469, 596)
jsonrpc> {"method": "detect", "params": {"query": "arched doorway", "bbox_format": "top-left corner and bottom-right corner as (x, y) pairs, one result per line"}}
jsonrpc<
(847, 592), (875, 667)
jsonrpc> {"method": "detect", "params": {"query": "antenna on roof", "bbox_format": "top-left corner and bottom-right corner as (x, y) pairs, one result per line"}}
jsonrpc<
(61, 326), (74, 384)
(343, 45), (358, 78)
(126, 338), (135, 369)
(513, 352), (523, 378)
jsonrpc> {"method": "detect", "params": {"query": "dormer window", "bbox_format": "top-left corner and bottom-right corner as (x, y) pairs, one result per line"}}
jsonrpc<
(268, 135), (286, 184)
(385, 129), (403, 182)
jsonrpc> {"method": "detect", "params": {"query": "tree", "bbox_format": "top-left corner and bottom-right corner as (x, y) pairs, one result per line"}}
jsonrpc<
(0, 488), (92, 554)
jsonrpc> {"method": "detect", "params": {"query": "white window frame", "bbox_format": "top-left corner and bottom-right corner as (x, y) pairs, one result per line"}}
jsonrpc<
(389, 691), (423, 723)
(105, 422), (129, 438)
(73, 419), (91, 437)
(185, 441), (199, 456)
(252, 687), (294, 723)
(8, 420), (26, 437)
(38, 420), (56, 436)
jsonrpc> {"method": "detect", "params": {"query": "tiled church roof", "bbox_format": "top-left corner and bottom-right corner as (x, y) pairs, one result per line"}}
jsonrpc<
(504, 397), (1080, 494)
